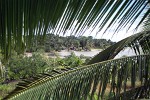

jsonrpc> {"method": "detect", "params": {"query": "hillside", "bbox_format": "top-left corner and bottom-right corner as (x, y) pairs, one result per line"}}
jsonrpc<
(26, 34), (115, 52)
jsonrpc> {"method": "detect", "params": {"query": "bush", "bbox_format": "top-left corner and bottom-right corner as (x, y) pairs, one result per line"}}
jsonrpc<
(0, 82), (17, 98)
(58, 52), (83, 68)
(7, 51), (49, 80)
(5, 51), (84, 80)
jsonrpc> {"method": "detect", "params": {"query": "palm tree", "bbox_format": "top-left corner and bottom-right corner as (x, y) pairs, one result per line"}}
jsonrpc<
(0, 0), (150, 100)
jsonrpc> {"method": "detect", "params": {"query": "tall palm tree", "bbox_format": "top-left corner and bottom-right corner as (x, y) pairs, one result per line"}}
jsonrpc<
(0, 0), (150, 100)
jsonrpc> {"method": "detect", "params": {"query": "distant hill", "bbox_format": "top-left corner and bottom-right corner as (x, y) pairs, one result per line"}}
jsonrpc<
(26, 34), (115, 52)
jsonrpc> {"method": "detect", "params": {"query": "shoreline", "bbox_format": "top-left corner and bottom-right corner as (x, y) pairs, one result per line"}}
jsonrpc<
(25, 48), (102, 58)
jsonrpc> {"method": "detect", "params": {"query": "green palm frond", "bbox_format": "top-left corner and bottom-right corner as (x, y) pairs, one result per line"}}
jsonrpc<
(3, 30), (150, 100)
(0, 0), (150, 60)
(1, 0), (150, 99)
(108, 80), (150, 100)
(88, 31), (150, 64)
(140, 13), (150, 31)
(3, 54), (150, 100)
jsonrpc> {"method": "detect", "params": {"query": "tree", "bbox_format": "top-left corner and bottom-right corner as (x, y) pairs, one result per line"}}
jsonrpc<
(0, 0), (150, 100)
(7, 52), (49, 80)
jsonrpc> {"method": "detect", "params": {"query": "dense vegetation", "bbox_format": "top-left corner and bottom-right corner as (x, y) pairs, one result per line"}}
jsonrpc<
(0, 50), (85, 98)
(26, 34), (115, 52)
(0, 0), (149, 100)
(0, 31), (115, 99)
(4, 51), (84, 81)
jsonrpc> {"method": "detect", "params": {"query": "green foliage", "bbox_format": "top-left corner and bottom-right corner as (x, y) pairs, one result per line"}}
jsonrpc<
(0, 51), (84, 99)
(0, 0), (150, 99)
(1, 31), (149, 99)
(87, 32), (150, 65)
(0, 0), (149, 60)
(0, 50), (5, 82)
(7, 52), (49, 80)
(26, 34), (115, 52)
(5, 51), (84, 80)
(58, 52), (83, 68)
(45, 53), (84, 73)
(1, 32), (150, 100)
(4, 54), (150, 100)
(0, 82), (17, 99)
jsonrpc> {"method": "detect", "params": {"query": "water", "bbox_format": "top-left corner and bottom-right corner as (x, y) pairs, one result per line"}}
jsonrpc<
(57, 48), (136, 58)
(57, 49), (101, 58)
(115, 47), (136, 58)
(25, 48), (136, 58)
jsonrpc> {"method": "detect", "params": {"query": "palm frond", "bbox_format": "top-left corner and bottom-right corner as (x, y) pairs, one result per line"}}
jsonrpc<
(3, 30), (150, 99)
(108, 80), (150, 100)
(3, 54), (150, 100)
(140, 13), (150, 31)
(1, 1), (150, 99)
(87, 31), (150, 64)
(0, 0), (149, 60)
